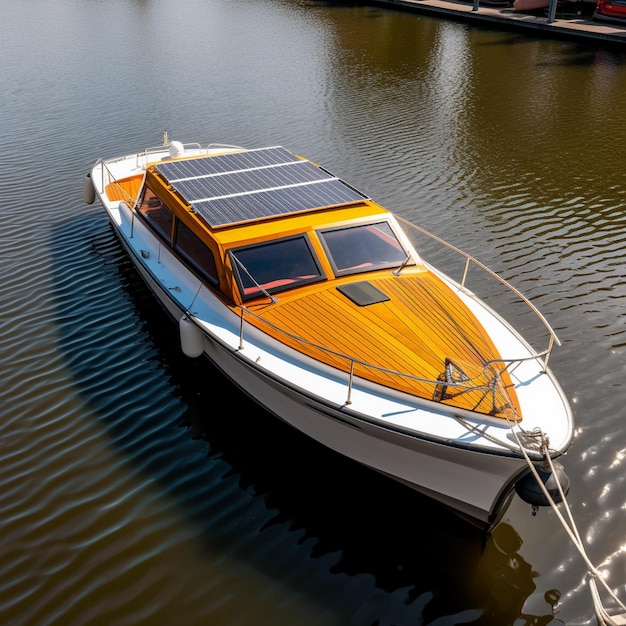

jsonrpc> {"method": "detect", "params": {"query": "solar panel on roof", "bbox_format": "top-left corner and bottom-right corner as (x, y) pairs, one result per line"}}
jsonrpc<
(154, 146), (368, 227)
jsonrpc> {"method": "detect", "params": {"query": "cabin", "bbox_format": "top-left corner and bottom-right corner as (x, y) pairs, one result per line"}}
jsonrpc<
(112, 147), (415, 307)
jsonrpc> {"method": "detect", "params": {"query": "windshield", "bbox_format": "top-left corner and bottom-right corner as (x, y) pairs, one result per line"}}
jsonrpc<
(231, 235), (324, 300)
(319, 221), (408, 275)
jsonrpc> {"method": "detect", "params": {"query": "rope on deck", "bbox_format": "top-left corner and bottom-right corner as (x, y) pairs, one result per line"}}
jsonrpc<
(510, 426), (626, 625)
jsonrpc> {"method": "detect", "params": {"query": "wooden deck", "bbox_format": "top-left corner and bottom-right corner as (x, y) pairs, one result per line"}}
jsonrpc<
(372, 0), (626, 46)
(247, 270), (522, 420)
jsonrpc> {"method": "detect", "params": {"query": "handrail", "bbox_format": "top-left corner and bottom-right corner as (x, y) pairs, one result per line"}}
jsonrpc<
(132, 142), (245, 169)
(396, 216), (560, 360)
(98, 143), (245, 193)
(98, 160), (136, 207)
(236, 304), (541, 412)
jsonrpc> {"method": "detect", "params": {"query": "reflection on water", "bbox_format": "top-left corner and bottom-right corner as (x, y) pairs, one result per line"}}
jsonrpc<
(474, 524), (567, 626)
(1, 0), (626, 623)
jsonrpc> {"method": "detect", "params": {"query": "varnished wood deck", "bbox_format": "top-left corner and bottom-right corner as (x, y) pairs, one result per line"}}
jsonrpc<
(247, 269), (522, 420)
(105, 175), (143, 205)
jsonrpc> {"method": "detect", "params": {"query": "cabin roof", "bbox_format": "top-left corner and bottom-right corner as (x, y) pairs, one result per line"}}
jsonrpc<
(153, 146), (369, 229)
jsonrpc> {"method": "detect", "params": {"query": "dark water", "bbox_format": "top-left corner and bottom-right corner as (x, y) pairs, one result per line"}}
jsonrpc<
(1, 0), (626, 624)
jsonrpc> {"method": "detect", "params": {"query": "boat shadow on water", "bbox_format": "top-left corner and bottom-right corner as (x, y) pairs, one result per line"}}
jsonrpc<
(50, 212), (566, 625)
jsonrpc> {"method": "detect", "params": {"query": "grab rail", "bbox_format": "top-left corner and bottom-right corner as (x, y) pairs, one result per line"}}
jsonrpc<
(132, 142), (244, 169)
(236, 304), (545, 414)
(96, 160), (136, 207)
(396, 216), (560, 367)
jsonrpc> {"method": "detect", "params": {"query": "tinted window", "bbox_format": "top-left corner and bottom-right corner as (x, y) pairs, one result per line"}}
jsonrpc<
(231, 235), (323, 300)
(319, 221), (407, 275)
(137, 187), (173, 241)
(174, 221), (219, 284)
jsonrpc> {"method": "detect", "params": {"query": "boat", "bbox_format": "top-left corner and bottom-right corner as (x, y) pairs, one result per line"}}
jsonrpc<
(513, 0), (549, 12)
(594, 0), (626, 22)
(85, 135), (574, 530)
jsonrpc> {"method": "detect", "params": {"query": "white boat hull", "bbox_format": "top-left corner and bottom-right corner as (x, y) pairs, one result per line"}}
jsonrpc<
(89, 146), (573, 529)
(111, 227), (530, 527)
(201, 341), (528, 525)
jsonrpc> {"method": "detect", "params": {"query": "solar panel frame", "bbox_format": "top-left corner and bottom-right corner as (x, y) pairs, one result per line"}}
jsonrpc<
(154, 146), (368, 228)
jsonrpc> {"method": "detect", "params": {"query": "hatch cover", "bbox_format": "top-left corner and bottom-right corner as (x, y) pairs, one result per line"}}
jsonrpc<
(337, 281), (390, 306)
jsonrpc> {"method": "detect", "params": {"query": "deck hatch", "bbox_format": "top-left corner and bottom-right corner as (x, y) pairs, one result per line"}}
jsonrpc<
(337, 281), (390, 306)
(154, 147), (368, 227)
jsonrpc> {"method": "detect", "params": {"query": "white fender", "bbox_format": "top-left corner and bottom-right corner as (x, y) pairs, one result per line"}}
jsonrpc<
(83, 172), (95, 204)
(179, 315), (204, 358)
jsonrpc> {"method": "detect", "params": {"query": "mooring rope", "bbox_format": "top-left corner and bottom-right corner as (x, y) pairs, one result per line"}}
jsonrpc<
(509, 426), (626, 625)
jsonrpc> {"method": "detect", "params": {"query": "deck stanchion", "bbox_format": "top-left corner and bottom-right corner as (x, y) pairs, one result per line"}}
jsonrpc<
(346, 360), (355, 405)
(542, 335), (554, 373)
(238, 309), (245, 351)
(461, 257), (471, 289)
(473, 0), (480, 11)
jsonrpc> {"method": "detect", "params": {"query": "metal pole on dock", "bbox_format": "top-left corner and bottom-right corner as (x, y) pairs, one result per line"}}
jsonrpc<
(547, 0), (558, 22)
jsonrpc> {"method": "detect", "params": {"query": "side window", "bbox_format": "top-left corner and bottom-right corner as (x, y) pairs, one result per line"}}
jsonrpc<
(137, 187), (173, 241)
(174, 220), (219, 284)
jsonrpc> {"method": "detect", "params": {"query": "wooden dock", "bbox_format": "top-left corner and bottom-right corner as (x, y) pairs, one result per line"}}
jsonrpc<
(372, 0), (626, 46)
